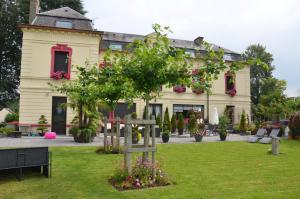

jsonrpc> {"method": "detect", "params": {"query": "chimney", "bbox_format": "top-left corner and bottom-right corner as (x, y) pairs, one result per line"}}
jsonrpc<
(194, 36), (204, 46)
(29, 0), (40, 24)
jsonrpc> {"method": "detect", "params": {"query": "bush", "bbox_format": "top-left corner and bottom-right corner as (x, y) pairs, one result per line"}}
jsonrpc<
(109, 157), (170, 190)
(188, 113), (197, 134)
(37, 115), (48, 135)
(219, 115), (229, 140)
(5, 113), (19, 123)
(171, 114), (177, 133)
(239, 110), (246, 132)
(177, 113), (184, 135)
(0, 127), (13, 136)
(289, 111), (300, 139)
(156, 115), (162, 129)
(163, 107), (171, 132)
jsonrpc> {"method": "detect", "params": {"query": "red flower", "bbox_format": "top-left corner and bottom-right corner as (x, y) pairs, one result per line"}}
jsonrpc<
(226, 88), (237, 97)
(173, 85), (186, 93)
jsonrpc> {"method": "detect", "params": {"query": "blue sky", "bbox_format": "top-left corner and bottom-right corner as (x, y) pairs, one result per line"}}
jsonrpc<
(83, 0), (300, 97)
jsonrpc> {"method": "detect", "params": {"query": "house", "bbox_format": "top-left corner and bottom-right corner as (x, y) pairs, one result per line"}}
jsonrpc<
(19, 0), (250, 135)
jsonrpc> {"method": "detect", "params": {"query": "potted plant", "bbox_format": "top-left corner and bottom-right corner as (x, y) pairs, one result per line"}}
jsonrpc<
(37, 115), (48, 136)
(171, 114), (177, 133)
(163, 107), (171, 132)
(162, 130), (170, 143)
(188, 113), (197, 137)
(177, 113), (184, 135)
(194, 122), (206, 142)
(219, 115), (229, 141)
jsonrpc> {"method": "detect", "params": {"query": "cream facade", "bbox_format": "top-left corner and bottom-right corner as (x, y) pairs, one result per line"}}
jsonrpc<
(19, 6), (250, 135)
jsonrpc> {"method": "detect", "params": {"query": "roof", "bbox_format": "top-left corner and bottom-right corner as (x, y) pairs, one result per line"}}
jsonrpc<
(101, 31), (243, 61)
(32, 7), (93, 30)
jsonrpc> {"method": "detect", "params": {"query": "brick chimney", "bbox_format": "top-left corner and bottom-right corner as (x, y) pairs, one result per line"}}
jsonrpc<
(29, 0), (40, 24)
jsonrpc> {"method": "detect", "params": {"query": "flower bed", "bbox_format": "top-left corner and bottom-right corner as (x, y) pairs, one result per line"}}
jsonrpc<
(109, 157), (171, 191)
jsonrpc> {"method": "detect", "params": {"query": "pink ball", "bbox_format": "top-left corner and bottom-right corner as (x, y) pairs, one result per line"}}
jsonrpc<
(44, 132), (57, 139)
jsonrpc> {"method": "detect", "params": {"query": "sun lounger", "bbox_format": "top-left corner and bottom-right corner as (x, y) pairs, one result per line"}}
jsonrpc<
(248, 128), (267, 143)
(259, 129), (280, 144)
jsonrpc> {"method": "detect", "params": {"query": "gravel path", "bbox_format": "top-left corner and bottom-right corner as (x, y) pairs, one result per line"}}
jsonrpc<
(0, 134), (251, 147)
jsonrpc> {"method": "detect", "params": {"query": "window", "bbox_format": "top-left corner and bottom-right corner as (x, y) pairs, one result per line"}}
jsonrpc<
(50, 44), (72, 80)
(173, 104), (204, 119)
(109, 43), (123, 51)
(149, 104), (162, 119)
(185, 49), (195, 58)
(55, 20), (73, 29)
(225, 106), (235, 124)
(225, 72), (236, 97)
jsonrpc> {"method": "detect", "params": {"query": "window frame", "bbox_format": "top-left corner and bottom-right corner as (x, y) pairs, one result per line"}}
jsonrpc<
(224, 72), (236, 96)
(50, 44), (72, 80)
(55, 20), (73, 29)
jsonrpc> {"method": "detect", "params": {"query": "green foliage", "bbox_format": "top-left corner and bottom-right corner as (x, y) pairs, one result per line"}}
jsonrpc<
(239, 110), (247, 132)
(171, 114), (177, 133)
(177, 113), (184, 130)
(36, 115), (48, 133)
(131, 112), (137, 119)
(188, 113), (197, 134)
(163, 107), (171, 132)
(156, 115), (162, 129)
(289, 111), (300, 139)
(0, 127), (13, 135)
(219, 115), (229, 134)
(5, 112), (19, 122)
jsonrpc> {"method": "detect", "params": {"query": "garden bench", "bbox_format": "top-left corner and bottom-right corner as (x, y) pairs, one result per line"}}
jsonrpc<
(0, 147), (51, 180)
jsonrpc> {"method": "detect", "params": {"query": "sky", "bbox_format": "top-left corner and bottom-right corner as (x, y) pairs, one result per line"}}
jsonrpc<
(83, 0), (300, 97)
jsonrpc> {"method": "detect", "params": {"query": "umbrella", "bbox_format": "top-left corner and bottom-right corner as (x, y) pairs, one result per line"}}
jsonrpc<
(212, 107), (219, 125)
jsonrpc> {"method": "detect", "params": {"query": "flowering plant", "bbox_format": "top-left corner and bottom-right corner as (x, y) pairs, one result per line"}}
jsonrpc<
(51, 71), (68, 80)
(226, 88), (237, 97)
(173, 85), (186, 93)
(109, 157), (170, 190)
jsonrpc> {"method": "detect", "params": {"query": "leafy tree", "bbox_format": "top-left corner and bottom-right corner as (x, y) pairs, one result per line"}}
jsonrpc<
(239, 110), (246, 132)
(243, 44), (274, 106)
(163, 107), (171, 132)
(36, 115), (48, 134)
(5, 112), (19, 123)
(188, 113), (197, 134)
(171, 114), (177, 133)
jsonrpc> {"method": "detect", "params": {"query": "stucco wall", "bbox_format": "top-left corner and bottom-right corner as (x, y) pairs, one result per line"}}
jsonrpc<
(19, 28), (101, 130)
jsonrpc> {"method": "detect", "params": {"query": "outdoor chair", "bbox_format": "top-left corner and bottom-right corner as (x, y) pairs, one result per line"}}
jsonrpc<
(248, 128), (267, 143)
(259, 128), (280, 144)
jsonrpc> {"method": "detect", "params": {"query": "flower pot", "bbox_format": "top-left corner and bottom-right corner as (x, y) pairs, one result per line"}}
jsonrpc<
(39, 132), (45, 137)
(219, 133), (227, 141)
(194, 134), (203, 142)
(178, 128), (184, 135)
(162, 133), (170, 143)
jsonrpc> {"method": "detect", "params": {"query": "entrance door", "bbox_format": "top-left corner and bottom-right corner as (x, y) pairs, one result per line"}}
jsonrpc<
(52, 97), (67, 135)
(226, 106), (235, 124)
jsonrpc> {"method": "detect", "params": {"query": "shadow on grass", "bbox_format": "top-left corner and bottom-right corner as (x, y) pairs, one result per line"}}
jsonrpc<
(0, 167), (47, 183)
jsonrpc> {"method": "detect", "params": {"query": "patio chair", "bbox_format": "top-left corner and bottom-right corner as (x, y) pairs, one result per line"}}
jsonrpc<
(259, 128), (280, 144)
(248, 128), (267, 143)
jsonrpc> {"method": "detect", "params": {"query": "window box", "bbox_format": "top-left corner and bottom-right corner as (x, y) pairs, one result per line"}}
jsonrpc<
(50, 44), (72, 80)
(173, 85), (186, 93)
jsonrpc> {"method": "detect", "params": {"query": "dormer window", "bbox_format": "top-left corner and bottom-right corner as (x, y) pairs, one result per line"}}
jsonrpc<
(55, 20), (73, 29)
(50, 44), (72, 80)
(109, 43), (123, 51)
(185, 49), (195, 58)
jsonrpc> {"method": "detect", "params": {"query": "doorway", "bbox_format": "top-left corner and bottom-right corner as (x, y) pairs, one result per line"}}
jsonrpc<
(51, 97), (67, 135)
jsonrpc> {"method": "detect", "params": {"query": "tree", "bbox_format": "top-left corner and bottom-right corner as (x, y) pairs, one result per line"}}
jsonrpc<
(239, 110), (246, 133)
(36, 115), (48, 135)
(188, 113), (197, 134)
(171, 114), (177, 133)
(156, 115), (162, 129)
(163, 107), (171, 132)
(243, 44), (274, 106)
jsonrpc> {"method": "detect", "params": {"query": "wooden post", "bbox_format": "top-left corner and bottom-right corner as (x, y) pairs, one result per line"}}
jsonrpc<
(127, 118), (132, 175)
(272, 137), (279, 155)
(103, 117), (108, 151)
(151, 115), (156, 179)
(124, 116), (128, 169)
(116, 117), (120, 153)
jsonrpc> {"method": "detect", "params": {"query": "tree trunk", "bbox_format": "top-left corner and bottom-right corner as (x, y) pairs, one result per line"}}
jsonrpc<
(143, 97), (150, 162)
(78, 104), (83, 128)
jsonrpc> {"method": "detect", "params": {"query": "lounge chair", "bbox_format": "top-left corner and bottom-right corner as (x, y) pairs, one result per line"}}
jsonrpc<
(248, 128), (267, 143)
(259, 128), (280, 144)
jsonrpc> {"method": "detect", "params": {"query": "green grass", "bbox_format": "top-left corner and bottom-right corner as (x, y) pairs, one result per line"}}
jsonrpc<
(1, 140), (300, 199)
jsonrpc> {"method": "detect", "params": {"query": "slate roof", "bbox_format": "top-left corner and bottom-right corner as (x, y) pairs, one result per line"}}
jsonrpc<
(32, 7), (93, 30)
(101, 31), (243, 61)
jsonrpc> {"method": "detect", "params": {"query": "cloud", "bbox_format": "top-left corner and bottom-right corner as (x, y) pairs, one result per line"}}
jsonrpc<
(83, 0), (300, 96)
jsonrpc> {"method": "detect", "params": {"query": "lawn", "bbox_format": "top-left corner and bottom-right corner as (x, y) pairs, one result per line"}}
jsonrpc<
(0, 140), (300, 199)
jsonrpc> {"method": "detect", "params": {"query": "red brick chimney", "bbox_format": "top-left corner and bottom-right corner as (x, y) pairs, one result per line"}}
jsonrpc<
(29, 0), (40, 24)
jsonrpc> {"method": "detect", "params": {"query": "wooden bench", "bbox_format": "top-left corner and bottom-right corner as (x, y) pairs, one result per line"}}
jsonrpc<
(0, 147), (51, 180)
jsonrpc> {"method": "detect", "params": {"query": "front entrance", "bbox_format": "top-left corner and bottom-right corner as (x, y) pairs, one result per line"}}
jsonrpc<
(51, 97), (67, 135)
(225, 105), (235, 124)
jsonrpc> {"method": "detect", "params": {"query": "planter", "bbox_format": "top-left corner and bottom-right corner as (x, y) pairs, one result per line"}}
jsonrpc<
(178, 128), (184, 135)
(194, 134), (203, 142)
(73, 134), (95, 143)
(162, 133), (170, 143)
(219, 133), (227, 141)
(39, 132), (45, 137)
(132, 133), (139, 144)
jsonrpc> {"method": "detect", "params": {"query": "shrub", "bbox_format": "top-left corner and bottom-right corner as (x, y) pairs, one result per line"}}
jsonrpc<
(177, 113), (184, 130)
(188, 113), (197, 134)
(239, 110), (246, 132)
(289, 111), (300, 139)
(5, 113), (18, 123)
(162, 130), (170, 143)
(37, 115), (48, 134)
(171, 114), (177, 133)
(163, 107), (171, 132)
(156, 115), (162, 129)
(0, 127), (13, 136)
(109, 157), (170, 190)
(219, 115), (229, 140)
